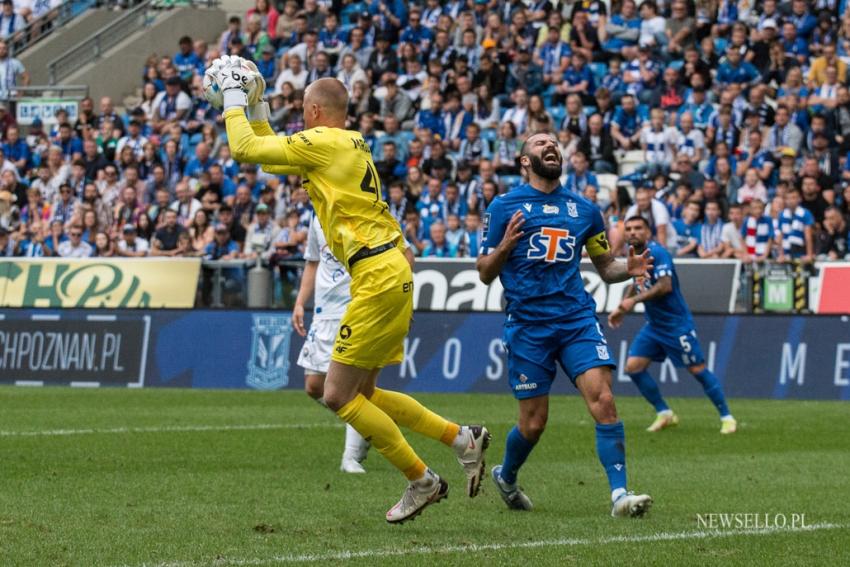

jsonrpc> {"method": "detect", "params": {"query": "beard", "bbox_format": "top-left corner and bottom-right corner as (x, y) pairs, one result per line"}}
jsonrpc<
(529, 153), (562, 180)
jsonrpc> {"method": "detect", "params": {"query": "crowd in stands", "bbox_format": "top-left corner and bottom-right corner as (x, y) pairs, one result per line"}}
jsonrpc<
(0, 0), (849, 268)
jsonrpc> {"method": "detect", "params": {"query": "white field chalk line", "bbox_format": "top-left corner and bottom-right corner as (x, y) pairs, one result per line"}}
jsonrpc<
(0, 423), (343, 437)
(136, 522), (845, 567)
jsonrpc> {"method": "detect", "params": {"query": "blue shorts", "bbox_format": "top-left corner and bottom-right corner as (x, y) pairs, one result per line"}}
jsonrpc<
(628, 324), (705, 368)
(503, 318), (616, 400)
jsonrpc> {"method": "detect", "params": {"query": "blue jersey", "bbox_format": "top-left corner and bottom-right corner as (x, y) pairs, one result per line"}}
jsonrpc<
(481, 183), (610, 325)
(637, 241), (694, 335)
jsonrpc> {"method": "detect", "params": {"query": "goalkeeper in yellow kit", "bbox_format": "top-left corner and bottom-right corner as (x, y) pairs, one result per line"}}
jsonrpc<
(208, 55), (490, 523)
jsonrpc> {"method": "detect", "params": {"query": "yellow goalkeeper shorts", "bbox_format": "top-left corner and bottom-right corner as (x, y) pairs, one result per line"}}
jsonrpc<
(331, 247), (413, 369)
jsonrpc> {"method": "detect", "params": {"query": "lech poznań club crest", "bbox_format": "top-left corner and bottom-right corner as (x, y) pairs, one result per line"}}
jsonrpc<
(246, 315), (292, 390)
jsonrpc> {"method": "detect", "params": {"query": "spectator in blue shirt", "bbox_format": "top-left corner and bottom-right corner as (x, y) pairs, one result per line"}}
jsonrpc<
(184, 142), (215, 179)
(256, 45), (276, 91)
(174, 36), (203, 82)
(558, 52), (595, 104)
(422, 220), (458, 258)
(789, 0), (817, 40)
(56, 123), (83, 162)
(415, 92), (446, 139)
(400, 8), (432, 52)
(673, 200), (702, 257)
(716, 46), (760, 90)
(3, 126), (29, 174)
(780, 22), (809, 66)
(537, 23), (571, 87)
(564, 151), (599, 195)
(611, 94), (643, 149)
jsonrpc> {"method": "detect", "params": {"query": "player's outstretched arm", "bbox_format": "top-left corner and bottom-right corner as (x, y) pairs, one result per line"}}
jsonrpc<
(623, 276), (673, 310)
(477, 210), (524, 284)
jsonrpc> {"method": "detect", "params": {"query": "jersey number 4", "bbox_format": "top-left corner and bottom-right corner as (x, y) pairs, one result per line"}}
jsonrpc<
(360, 161), (380, 201)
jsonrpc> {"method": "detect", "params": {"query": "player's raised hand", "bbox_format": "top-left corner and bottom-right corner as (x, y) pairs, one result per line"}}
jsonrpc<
(626, 246), (653, 278)
(499, 210), (525, 253)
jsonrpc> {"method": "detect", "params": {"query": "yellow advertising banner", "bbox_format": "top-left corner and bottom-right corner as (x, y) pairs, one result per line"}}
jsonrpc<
(0, 258), (201, 308)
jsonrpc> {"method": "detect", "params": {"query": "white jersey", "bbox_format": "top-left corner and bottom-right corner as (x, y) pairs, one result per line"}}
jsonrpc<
(306, 214), (351, 320)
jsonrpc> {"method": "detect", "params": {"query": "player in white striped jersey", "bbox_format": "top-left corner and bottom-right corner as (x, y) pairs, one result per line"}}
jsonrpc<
(293, 213), (369, 473)
(292, 213), (415, 473)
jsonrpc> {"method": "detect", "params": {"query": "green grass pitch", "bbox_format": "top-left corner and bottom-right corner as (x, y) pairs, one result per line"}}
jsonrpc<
(1, 387), (848, 566)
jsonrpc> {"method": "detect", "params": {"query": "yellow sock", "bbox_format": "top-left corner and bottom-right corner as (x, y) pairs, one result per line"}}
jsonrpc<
(337, 394), (426, 480)
(369, 388), (461, 446)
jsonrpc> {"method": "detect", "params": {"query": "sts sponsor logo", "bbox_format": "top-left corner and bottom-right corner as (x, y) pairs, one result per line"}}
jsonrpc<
(246, 315), (292, 390)
(527, 227), (576, 263)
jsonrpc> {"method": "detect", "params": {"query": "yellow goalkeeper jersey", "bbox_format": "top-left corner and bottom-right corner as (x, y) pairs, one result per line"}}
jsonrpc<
(224, 108), (403, 267)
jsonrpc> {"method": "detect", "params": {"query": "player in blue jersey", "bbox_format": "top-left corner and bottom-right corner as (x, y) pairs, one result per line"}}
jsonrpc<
(477, 132), (654, 518)
(608, 216), (737, 434)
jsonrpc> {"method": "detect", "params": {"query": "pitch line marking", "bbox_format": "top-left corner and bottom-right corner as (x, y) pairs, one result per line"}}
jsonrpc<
(136, 523), (845, 567)
(0, 423), (343, 437)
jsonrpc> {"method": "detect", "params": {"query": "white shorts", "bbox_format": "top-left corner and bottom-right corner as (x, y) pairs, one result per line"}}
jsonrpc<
(297, 318), (341, 375)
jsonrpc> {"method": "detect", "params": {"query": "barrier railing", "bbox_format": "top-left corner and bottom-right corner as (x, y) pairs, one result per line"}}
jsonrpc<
(8, 1), (97, 57)
(46, 0), (219, 85)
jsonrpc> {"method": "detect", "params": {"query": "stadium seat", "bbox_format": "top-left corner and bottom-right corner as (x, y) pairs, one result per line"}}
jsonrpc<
(618, 150), (646, 176)
(595, 173), (619, 204)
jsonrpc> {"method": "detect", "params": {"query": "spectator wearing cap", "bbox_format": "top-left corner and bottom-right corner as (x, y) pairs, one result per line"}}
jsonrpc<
(216, 204), (246, 248)
(243, 203), (279, 260)
(205, 222), (241, 260)
(57, 225), (92, 258)
(115, 120), (148, 163)
(256, 44), (276, 88)
(117, 223), (149, 257)
(152, 77), (191, 128)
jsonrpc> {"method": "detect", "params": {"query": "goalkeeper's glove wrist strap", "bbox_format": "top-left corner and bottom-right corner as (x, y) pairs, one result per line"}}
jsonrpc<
(246, 101), (270, 122)
(223, 89), (248, 111)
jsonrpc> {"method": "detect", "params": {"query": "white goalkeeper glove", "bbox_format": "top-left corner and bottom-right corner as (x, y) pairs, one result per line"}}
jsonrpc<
(218, 54), (253, 110)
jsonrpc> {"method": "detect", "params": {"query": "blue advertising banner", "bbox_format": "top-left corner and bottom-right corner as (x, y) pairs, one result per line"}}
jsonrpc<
(0, 310), (848, 400)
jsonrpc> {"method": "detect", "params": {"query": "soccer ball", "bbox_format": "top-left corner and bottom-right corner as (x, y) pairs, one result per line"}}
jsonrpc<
(203, 70), (223, 108)
(203, 58), (264, 109)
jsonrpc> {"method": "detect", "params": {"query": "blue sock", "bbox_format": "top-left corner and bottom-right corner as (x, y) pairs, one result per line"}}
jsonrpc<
(500, 426), (536, 485)
(628, 371), (670, 412)
(694, 369), (731, 418)
(596, 422), (627, 493)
